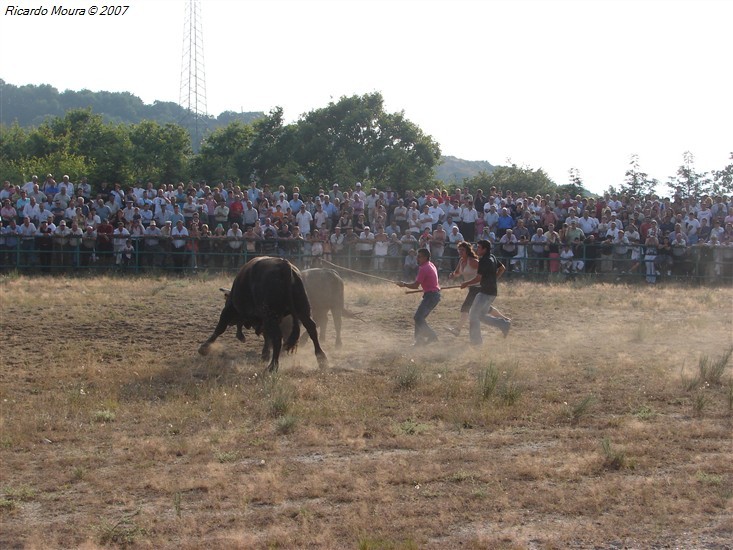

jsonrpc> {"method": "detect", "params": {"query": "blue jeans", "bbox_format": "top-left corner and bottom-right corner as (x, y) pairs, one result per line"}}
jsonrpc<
(414, 291), (440, 342)
(468, 292), (506, 345)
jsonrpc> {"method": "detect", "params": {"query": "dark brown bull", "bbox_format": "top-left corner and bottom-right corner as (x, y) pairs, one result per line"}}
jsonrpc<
(198, 256), (327, 372)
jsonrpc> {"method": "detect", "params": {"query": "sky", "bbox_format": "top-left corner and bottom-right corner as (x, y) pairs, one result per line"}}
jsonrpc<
(1, 0), (731, 195)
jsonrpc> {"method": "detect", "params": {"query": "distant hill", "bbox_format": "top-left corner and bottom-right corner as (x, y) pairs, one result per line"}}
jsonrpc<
(434, 155), (495, 185)
(0, 79), (264, 147)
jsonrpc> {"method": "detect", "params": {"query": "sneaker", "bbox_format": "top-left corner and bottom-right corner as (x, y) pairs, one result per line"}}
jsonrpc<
(500, 319), (511, 338)
(446, 326), (460, 337)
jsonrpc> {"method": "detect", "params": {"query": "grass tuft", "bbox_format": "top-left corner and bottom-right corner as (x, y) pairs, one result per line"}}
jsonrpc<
(570, 395), (595, 423)
(633, 405), (655, 420)
(699, 346), (733, 385)
(358, 536), (418, 550)
(395, 419), (429, 436)
(692, 391), (708, 416)
(695, 471), (723, 485)
(71, 466), (86, 482)
(498, 377), (523, 406)
(4, 485), (36, 502)
(91, 409), (116, 423)
(275, 414), (298, 435)
(478, 363), (499, 401)
(263, 375), (295, 418)
(685, 346), (733, 390)
(394, 362), (421, 391)
(96, 509), (145, 546)
(173, 492), (182, 518)
(215, 450), (239, 463)
(600, 438), (627, 470)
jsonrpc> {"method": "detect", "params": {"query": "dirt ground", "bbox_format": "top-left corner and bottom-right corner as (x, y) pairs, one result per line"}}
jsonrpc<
(1, 273), (732, 549)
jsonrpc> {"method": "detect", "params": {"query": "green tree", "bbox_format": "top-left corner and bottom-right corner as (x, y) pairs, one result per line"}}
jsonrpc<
(464, 164), (557, 197)
(0, 121), (96, 184)
(558, 167), (591, 197)
(291, 93), (441, 194)
(129, 121), (192, 183)
(243, 107), (301, 187)
(44, 109), (132, 184)
(0, 123), (31, 160)
(712, 152), (733, 195)
(666, 151), (712, 198)
(192, 121), (253, 182)
(620, 154), (658, 198)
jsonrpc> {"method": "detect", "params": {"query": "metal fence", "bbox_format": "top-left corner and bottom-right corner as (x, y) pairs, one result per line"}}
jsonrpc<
(1, 237), (732, 285)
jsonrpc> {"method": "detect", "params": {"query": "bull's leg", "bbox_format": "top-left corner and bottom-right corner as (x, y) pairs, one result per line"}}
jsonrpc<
(198, 304), (235, 355)
(236, 323), (246, 342)
(317, 311), (329, 343)
(331, 309), (342, 349)
(261, 333), (271, 362)
(264, 319), (283, 372)
(300, 315), (328, 368)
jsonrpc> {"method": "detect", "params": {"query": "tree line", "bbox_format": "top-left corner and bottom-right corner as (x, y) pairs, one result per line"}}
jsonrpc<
(1, 81), (731, 199)
(0, 92), (445, 197)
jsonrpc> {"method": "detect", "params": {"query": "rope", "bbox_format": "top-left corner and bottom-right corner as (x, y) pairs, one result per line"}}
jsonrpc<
(404, 285), (464, 294)
(319, 259), (479, 296)
(320, 259), (399, 284)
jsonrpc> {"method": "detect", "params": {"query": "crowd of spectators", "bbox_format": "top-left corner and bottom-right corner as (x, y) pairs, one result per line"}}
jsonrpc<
(1, 174), (732, 283)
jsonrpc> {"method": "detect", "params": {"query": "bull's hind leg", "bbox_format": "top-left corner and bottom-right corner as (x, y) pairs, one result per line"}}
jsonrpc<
(300, 315), (328, 368)
(198, 304), (236, 355)
(264, 319), (283, 373)
(315, 311), (329, 345)
(331, 310), (342, 348)
(261, 334), (271, 362)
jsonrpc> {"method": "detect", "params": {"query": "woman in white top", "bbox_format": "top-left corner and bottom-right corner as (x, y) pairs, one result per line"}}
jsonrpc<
(446, 241), (479, 336)
(448, 240), (510, 336)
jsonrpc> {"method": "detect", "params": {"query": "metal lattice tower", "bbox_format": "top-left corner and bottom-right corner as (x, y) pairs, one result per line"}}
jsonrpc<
(179, 0), (207, 148)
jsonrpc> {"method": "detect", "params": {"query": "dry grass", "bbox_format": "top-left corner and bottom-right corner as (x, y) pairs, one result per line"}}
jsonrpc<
(1, 273), (732, 548)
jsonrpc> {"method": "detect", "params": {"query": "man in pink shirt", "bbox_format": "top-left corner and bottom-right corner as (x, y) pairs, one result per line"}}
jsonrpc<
(397, 248), (441, 345)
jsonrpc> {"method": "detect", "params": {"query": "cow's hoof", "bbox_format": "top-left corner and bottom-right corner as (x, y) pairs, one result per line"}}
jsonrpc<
(236, 334), (246, 343)
(265, 363), (279, 374)
(316, 354), (328, 369)
(198, 344), (210, 356)
(335, 340), (343, 349)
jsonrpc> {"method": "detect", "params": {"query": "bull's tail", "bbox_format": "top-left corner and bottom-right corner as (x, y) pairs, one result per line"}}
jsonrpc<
(342, 308), (364, 322)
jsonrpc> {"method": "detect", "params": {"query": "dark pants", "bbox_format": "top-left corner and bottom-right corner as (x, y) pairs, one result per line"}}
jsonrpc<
(461, 222), (475, 243)
(469, 292), (507, 345)
(80, 247), (95, 267)
(172, 246), (187, 271)
(145, 244), (161, 267)
(414, 291), (441, 343)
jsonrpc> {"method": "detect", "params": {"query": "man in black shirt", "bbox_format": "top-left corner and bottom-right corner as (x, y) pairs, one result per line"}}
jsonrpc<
(461, 239), (511, 344)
